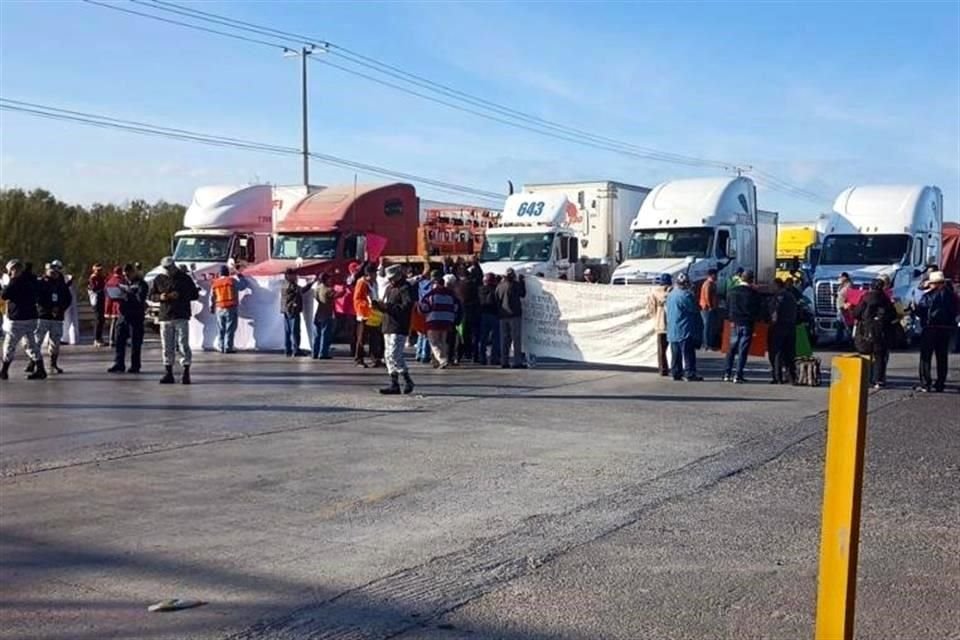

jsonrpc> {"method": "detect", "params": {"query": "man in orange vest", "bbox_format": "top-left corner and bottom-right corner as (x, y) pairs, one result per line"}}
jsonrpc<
(699, 268), (719, 351)
(210, 265), (240, 353)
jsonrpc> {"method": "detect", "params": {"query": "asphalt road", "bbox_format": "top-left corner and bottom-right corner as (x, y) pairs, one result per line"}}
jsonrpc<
(0, 344), (956, 639)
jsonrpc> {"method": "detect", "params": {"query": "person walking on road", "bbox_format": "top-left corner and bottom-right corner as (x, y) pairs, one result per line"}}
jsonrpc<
(149, 257), (199, 384)
(210, 265), (240, 354)
(32, 260), (72, 375)
(87, 263), (107, 347)
(495, 268), (526, 369)
(699, 268), (719, 350)
(373, 264), (416, 394)
(665, 273), (703, 381)
(281, 268), (315, 358)
(914, 271), (956, 392)
(723, 269), (762, 383)
(0, 259), (46, 381)
(646, 273), (672, 376)
(419, 270), (460, 369)
(767, 278), (798, 385)
(853, 278), (897, 389)
(109, 263), (148, 374)
(312, 272), (336, 360)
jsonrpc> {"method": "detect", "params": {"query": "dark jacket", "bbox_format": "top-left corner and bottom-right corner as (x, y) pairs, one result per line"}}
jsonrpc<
(119, 278), (149, 320)
(726, 284), (761, 326)
(478, 284), (498, 315)
(917, 285), (958, 329)
(148, 269), (199, 321)
(1, 272), (40, 321)
(380, 281), (415, 335)
(494, 278), (526, 319)
(854, 290), (896, 346)
(37, 276), (73, 321)
(769, 290), (797, 329)
(282, 279), (312, 316)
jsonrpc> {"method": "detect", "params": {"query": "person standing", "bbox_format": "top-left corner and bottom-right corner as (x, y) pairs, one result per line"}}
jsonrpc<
(665, 273), (703, 381)
(149, 257), (199, 384)
(415, 263), (433, 363)
(312, 272), (336, 360)
(33, 260), (72, 375)
(281, 268), (315, 358)
(0, 259), (46, 381)
(419, 270), (459, 368)
(494, 268), (526, 369)
(476, 272), (501, 366)
(835, 272), (853, 345)
(853, 278), (897, 389)
(767, 278), (798, 385)
(87, 263), (107, 347)
(915, 271), (956, 392)
(373, 264), (416, 394)
(444, 273), (463, 365)
(698, 268), (719, 350)
(109, 263), (148, 374)
(335, 264), (358, 358)
(353, 265), (376, 367)
(646, 273), (672, 376)
(461, 265), (482, 362)
(210, 265), (240, 354)
(722, 269), (762, 383)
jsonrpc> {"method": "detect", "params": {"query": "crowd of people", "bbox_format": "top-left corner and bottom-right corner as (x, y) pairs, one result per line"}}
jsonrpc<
(2, 253), (957, 394)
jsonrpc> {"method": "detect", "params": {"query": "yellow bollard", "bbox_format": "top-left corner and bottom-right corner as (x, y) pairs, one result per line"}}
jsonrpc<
(815, 355), (869, 640)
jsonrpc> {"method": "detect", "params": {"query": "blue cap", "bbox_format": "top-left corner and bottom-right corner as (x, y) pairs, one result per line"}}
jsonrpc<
(657, 273), (673, 286)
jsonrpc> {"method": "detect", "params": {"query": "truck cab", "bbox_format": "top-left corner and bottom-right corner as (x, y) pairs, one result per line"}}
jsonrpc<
(811, 185), (943, 343)
(611, 176), (777, 291)
(776, 224), (821, 287)
(480, 192), (581, 279)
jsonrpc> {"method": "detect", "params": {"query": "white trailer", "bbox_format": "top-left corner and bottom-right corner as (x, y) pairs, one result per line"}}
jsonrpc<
(811, 184), (943, 342)
(611, 176), (777, 289)
(480, 180), (649, 281)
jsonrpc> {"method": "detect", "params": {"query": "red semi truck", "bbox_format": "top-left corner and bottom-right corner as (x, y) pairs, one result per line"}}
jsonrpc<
(245, 182), (498, 277)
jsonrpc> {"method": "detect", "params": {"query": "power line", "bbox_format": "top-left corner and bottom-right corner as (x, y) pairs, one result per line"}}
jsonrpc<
(84, 0), (830, 203)
(0, 99), (505, 202)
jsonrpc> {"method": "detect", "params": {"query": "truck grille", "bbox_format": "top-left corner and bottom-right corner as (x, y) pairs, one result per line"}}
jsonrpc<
(815, 281), (837, 316)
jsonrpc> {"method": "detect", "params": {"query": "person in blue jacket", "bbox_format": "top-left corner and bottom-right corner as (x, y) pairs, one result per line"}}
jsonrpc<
(665, 273), (704, 381)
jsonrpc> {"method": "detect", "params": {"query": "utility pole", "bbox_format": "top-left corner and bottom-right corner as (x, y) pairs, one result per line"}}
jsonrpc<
(300, 45), (313, 187)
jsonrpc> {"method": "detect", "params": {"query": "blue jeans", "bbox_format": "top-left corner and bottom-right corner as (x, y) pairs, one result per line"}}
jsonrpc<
(312, 316), (334, 358)
(700, 309), (717, 350)
(724, 323), (753, 379)
(416, 333), (430, 362)
(283, 313), (301, 356)
(478, 313), (501, 364)
(216, 307), (238, 353)
(670, 338), (697, 379)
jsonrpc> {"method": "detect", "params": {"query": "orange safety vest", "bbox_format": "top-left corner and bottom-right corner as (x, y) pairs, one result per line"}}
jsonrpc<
(211, 276), (238, 309)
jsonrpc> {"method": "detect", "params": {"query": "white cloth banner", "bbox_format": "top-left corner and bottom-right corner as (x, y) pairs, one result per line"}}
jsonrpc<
(521, 277), (659, 367)
(188, 275), (317, 352)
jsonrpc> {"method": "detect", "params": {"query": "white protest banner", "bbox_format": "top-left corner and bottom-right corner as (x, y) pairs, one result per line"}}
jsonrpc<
(188, 275), (315, 352)
(521, 277), (659, 367)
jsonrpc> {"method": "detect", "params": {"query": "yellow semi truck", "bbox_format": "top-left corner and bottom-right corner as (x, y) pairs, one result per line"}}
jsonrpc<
(776, 224), (820, 283)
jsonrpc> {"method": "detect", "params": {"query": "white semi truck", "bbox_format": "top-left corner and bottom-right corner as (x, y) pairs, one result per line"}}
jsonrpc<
(480, 181), (650, 281)
(145, 184), (316, 325)
(810, 184), (944, 342)
(611, 176), (777, 290)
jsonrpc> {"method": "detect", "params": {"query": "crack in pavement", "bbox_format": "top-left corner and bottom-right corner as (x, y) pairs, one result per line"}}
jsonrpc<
(226, 389), (913, 639)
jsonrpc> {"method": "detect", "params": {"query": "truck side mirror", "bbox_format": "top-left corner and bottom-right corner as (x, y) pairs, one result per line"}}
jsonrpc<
(727, 238), (737, 259)
(615, 241), (623, 264)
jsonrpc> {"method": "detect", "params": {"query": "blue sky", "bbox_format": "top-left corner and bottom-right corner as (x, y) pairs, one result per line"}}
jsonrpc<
(1, 0), (958, 222)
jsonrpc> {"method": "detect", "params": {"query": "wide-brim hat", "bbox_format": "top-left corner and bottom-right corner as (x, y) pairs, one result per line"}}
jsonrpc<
(928, 271), (945, 284)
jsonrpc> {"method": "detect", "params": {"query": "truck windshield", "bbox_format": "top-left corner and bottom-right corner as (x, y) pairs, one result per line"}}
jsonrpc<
(819, 234), (910, 266)
(480, 233), (555, 262)
(173, 235), (231, 262)
(627, 228), (713, 259)
(273, 234), (338, 260)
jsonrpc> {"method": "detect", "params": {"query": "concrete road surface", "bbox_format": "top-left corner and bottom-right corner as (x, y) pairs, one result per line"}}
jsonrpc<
(0, 345), (956, 639)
